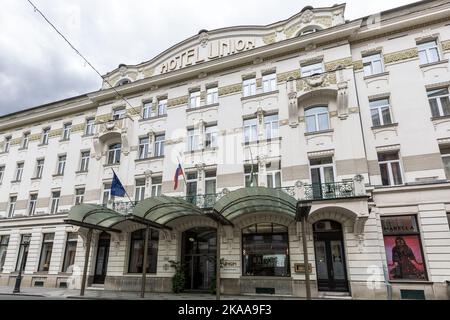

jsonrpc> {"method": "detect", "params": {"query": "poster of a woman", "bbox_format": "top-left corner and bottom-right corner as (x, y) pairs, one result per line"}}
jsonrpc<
(383, 235), (426, 280)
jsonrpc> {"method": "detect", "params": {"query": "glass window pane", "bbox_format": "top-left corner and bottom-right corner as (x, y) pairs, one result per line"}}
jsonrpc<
(418, 50), (428, 64)
(441, 97), (450, 116)
(305, 115), (316, 132)
(318, 113), (329, 131)
(442, 156), (450, 179)
(429, 98), (441, 117)
(381, 106), (392, 125)
(429, 48), (439, 63)
(380, 163), (390, 185)
(390, 162), (403, 185)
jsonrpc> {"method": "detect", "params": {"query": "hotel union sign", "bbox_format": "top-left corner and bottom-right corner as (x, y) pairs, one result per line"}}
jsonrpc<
(160, 38), (256, 74)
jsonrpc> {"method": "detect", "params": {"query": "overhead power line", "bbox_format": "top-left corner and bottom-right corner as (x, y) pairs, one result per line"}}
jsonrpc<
(26, 0), (144, 120)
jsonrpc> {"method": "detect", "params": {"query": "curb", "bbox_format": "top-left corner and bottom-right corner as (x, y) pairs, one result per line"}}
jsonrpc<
(0, 292), (45, 297)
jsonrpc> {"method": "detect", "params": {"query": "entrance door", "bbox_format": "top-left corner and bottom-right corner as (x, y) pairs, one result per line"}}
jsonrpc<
(313, 220), (349, 292)
(93, 232), (110, 284)
(182, 228), (216, 291)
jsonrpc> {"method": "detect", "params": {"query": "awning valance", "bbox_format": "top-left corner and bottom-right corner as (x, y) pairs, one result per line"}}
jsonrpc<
(213, 187), (298, 221)
(64, 204), (129, 232)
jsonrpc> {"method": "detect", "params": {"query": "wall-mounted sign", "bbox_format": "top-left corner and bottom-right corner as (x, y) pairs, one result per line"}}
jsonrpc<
(294, 263), (312, 274)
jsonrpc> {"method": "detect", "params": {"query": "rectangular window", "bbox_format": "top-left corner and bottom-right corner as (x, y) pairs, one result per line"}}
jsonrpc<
(50, 191), (60, 214)
(418, 40), (439, 65)
(107, 144), (121, 164)
(4, 136), (11, 153)
(301, 62), (324, 77)
(128, 229), (159, 274)
(305, 106), (329, 133)
(79, 151), (90, 172)
(28, 194), (38, 216)
(244, 164), (259, 187)
(440, 145), (450, 180)
(35, 159), (44, 178)
(157, 99), (167, 116)
(103, 184), (112, 205)
(75, 188), (85, 205)
(243, 118), (258, 143)
(381, 215), (427, 281)
(15, 234), (31, 271)
(0, 166), (5, 184)
(85, 119), (95, 136)
(154, 134), (165, 157)
(22, 133), (30, 149)
(62, 233), (78, 273)
(112, 108), (126, 120)
(206, 87), (218, 105)
(427, 87), (450, 118)
(135, 179), (146, 202)
(57, 155), (66, 175)
(266, 161), (281, 188)
(264, 114), (279, 139)
(378, 152), (403, 186)
(38, 233), (54, 272)
(139, 137), (150, 159)
(7, 196), (17, 218)
(189, 90), (201, 109)
(142, 102), (152, 119)
(0, 235), (10, 272)
(151, 177), (162, 197)
(363, 53), (384, 77)
(14, 162), (24, 181)
(62, 123), (72, 140)
(370, 98), (393, 127)
(186, 172), (198, 204)
(41, 128), (50, 145)
(205, 170), (217, 197)
(262, 73), (277, 93)
(243, 78), (256, 97)
(310, 157), (335, 199)
(187, 129), (200, 151)
(205, 125), (218, 149)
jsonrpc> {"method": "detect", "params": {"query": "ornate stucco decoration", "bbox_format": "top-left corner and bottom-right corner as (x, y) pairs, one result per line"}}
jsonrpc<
(300, 10), (314, 24)
(297, 73), (337, 92)
(218, 84), (242, 96)
(277, 70), (301, 83)
(304, 74), (326, 87)
(384, 48), (418, 64)
(442, 40), (450, 52)
(263, 33), (276, 45)
(167, 95), (189, 108)
(288, 91), (298, 128)
(198, 31), (210, 48)
(337, 81), (349, 120)
(325, 57), (353, 72)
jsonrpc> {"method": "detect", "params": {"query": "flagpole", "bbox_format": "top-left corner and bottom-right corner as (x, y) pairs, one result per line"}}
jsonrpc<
(111, 168), (136, 207)
(247, 145), (257, 187)
(176, 156), (188, 188)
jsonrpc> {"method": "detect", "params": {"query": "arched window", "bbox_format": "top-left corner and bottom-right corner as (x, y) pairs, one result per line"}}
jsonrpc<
(128, 229), (159, 273)
(305, 106), (329, 133)
(116, 79), (131, 87)
(242, 223), (290, 277)
(107, 143), (121, 164)
(298, 26), (323, 37)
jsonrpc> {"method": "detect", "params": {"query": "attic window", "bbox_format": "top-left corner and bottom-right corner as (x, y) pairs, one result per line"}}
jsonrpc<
(298, 26), (322, 36)
(116, 79), (131, 87)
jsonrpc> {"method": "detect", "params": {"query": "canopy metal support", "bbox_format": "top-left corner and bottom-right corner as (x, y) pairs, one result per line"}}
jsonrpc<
(80, 228), (93, 297)
(216, 221), (221, 300)
(140, 225), (150, 298)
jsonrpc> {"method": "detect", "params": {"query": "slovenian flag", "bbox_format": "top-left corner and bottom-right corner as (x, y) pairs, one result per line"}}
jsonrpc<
(173, 163), (185, 190)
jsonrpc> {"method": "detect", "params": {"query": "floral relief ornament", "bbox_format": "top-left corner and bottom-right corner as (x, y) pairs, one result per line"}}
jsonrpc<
(300, 10), (314, 24)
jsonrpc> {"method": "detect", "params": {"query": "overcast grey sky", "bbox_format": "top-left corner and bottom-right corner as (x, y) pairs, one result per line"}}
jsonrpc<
(0, 0), (418, 116)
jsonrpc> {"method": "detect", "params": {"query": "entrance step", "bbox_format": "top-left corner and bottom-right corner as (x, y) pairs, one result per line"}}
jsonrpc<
(87, 284), (105, 291)
(318, 292), (352, 300)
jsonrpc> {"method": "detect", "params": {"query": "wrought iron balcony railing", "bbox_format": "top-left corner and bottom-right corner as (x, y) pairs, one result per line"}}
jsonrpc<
(304, 181), (355, 200)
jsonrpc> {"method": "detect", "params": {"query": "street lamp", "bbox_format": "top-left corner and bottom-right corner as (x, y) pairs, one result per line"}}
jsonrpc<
(297, 201), (312, 300)
(13, 238), (30, 294)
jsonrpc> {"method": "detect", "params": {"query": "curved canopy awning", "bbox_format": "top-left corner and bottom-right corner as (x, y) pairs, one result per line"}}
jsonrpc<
(64, 204), (129, 233)
(213, 187), (298, 221)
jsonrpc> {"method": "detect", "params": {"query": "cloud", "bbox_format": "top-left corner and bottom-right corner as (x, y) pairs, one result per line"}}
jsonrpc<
(0, 0), (416, 116)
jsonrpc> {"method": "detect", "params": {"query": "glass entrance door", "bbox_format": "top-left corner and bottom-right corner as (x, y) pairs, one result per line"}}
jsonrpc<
(93, 232), (111, 284)
(182, 228), (216, 291)
(313, 221), (349, 292)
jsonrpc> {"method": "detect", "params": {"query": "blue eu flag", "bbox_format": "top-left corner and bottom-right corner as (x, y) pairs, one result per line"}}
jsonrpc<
(111, 171), (126, 197)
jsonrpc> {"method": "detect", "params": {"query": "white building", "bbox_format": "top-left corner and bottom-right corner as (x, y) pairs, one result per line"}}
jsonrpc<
(1, 0), (450, 299)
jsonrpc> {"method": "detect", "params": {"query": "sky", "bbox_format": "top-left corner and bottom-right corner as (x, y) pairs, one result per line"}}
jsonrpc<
(0, 0), (418, 116)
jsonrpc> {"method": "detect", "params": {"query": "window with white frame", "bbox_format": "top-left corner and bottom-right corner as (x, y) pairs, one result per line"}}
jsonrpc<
(244, 164), (259, 187)
(363, 53), (384, 77)
(35, 159), (44, 178)
(378, 152), (403, 186)
(418, 40), (440, 65)
(57, 155), (66, 175)
(205, 125), (218, 150)
(204, 171), (217, 195)
(151, 176), (162, 197)
(310, 157), (335, 185)
(28, 194), (37, 216)
(75, 188), (85, 205)
(143, 102), (152, 119)
(305, 106), (329, 133)
(85, 119), (95, 136)
(62, 123), (71, 140)
(157, 99), (167, 116)
(21, 133), (29, 149)
(7, 196), (16, 217)
(14, 162), (24, 181)
(107, 143), (121, 165)
(206, 86), (218, 105)
(4, 136), (11, 153)
(112, 108), (126, 120)
(189, 90), (201, 109)
(102, 184), (112, 205)
(41, 128), (50, 145)
(427, 87), (450, 118)
(369, 98), (393, 127)
(187, 128), (200, 151)
(243, 78), (256, 97)
(139, 137), (150, 159)
(264, 114), (279, 139)
(154, 134), (165, 157)
(62, 232), (78, 273)
(0, 166), (4, 184)
(262, 73), (277, 93)
(440, 145), (450, 180)
(135, 179), (146, 202)
(50, 191), (60, 214)
(79, 151), (90, 172)
(266, 161), (281, 188)
(301, 62), (324, 77)
(243, 118), (258, 143)
(186, 172), (198, 203)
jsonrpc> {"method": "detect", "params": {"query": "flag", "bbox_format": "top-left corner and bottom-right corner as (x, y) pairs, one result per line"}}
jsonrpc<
(173, 163), (184, 190)
(111, 171), (126, 197)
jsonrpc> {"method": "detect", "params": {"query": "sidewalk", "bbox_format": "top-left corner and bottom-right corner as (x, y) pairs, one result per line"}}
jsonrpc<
(0, 286), (304, 300)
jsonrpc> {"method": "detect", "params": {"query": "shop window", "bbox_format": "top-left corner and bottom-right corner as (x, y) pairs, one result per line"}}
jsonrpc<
(128, 229), (159, 274)
(16, 234), (31, 271)
(62, 233), (78, 273)
(38, 233), (54, 272)
(381, 215), (427, 281)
